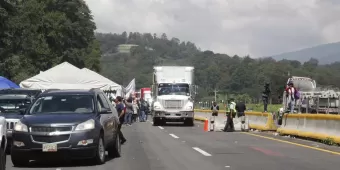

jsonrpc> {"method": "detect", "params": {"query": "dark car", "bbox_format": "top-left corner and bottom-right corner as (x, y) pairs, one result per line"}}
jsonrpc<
(0, 89), (42, 151)
(10, 89), (121, 167)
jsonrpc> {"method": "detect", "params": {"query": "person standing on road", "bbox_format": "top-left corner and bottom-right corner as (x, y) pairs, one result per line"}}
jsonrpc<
(132, 98), (139, 122)
(235, 101), (247, 131)
(210, 102), (219, 131)
(139, 99), (147, 122)
(115, 96), (127, 144)
(124, 97), (133, 126)
(223, 99), (236, 132)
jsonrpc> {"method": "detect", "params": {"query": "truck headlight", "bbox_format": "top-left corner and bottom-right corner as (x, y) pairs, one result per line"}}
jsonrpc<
(186, 106), (193, 110)
(75, 119), (95, 131)
(14, 121), (28, 132)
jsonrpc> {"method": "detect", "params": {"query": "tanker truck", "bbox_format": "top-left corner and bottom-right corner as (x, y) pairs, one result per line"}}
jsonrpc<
(151, 66), (197, 126)
(282, 76), (340, 114)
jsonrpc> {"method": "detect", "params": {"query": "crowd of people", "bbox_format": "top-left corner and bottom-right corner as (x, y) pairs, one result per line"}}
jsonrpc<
(111, 95), (150, 144)
(211, 99), (247, 132)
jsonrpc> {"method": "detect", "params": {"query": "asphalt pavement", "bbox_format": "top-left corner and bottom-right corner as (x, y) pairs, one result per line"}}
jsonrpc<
(5, 119), (340, 170)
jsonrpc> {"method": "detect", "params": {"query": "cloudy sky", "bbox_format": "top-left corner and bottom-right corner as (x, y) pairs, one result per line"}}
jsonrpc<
(85, 0), (340, 58)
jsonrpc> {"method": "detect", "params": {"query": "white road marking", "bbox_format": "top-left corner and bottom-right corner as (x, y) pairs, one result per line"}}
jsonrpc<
(158, 126), (164, 129)
(225, 165), (231, 168)
(192, 147), (212, 156)
(169, 134), (179, 139)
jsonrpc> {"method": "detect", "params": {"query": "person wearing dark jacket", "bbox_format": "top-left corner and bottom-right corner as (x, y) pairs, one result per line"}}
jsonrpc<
(235, 101), (247, 131)
(139, 99), (148, 122)
(115, 96), (127, 144)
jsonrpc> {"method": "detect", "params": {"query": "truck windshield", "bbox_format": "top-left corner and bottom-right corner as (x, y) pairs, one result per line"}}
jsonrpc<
(158, 83), (190, 96)
(0, 99), (31, 113)
(29, 95), (94, 114)
(145, 93), (151, 99)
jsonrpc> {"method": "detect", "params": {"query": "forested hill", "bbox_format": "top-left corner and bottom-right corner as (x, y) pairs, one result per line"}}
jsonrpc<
(96, 32), (340, 103)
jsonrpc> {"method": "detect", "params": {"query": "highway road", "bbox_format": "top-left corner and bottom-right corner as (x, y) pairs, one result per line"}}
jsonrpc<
(5, 120), (340, 170)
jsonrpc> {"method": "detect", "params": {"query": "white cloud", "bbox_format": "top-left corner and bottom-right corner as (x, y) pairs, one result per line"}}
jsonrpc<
(85, 0), (340, 57)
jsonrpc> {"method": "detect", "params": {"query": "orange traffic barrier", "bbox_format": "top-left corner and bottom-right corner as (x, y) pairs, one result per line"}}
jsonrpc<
(204, 119), (209, 132)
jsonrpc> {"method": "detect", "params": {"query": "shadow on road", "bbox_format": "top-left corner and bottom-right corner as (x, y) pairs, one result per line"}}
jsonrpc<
(11, 155), (116, 168)
(160, 122), (194, 127)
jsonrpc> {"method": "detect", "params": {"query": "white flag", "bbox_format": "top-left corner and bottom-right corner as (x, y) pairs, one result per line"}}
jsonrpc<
(125, 78), (136, 98)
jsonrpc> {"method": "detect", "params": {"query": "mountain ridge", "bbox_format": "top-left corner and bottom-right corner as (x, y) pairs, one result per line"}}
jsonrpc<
(268, 41), (340, 64)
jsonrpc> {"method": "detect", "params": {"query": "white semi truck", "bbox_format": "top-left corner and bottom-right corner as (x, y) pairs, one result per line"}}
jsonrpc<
(151, 66), (197, 126)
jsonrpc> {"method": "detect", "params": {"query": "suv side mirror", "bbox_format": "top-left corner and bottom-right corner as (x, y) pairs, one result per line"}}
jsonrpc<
(100, 108), (112, 114)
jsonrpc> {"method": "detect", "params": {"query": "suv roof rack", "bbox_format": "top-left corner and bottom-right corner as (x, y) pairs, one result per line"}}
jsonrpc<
(42, 89), (60, 94)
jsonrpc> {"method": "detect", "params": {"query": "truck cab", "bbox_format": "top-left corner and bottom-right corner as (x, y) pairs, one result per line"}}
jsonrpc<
(151, 66), (196, 126)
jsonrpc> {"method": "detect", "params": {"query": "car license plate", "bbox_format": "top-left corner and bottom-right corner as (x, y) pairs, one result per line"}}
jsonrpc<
(42, 143), (57, 152)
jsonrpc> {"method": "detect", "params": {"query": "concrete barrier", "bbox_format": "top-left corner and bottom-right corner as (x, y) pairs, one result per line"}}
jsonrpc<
(194, 109), (277, 131)
(277, 114), (340, 143)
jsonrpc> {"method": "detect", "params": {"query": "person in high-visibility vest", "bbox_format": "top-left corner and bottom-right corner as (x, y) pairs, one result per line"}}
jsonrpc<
(210, 102), (219, 131)
(223, 99), (236, 132)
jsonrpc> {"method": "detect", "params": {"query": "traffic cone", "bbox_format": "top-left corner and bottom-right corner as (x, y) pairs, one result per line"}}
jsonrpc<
(204, 119), (209, 132)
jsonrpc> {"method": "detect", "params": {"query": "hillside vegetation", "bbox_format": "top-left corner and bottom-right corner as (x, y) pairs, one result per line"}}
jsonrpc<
(0, 0), (101, 83)
(96, 32), (340, 103)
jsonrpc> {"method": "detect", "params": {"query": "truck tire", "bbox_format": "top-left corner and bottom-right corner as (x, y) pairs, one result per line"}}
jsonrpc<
(153, 118), (159, 126)
(153, 118), (164, 126)
(185, 118), (194, 126)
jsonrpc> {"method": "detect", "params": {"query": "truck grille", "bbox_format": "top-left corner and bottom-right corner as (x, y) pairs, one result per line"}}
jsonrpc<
(164, 100), (183, 109)
(6, 122), (16, 130)
(30, 126), (72, 132)
(31, 135), (70, 143)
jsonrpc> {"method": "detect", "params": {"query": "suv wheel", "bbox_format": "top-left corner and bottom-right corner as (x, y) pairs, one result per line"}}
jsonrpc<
(93, 136), (106, 165)
(0, 147), (6, 170)
(108, 134), (121, 158)
(11, 151), (29, 167)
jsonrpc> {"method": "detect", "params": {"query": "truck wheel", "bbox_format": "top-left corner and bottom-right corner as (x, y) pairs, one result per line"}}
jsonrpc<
(93, 136), (106, 165)
(11, 151), (29, 167)
(0, 147), (6, 170)
(153, 118), (159, 126)
(185, 119), (194, 126)
(108, 133), (121, 158)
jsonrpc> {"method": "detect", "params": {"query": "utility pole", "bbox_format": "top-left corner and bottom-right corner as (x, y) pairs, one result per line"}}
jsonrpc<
(213, 89), (219, 102)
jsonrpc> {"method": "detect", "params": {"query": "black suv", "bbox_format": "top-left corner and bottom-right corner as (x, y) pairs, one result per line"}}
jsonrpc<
(10, 89), (121, 167)
(0, 89), (42, 151)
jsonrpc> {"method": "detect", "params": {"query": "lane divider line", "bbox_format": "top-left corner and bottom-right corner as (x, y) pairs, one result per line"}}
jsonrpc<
(158, 126), (164, 129)
(169, 134), (179, 139)
(192, 147), (212, 156)
(242, 132), (340, 156)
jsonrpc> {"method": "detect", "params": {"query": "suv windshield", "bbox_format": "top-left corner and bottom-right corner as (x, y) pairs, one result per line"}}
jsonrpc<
(158, 83), (190, 96)
(0, 99), (31, 113)
(29, 95), (94, 114)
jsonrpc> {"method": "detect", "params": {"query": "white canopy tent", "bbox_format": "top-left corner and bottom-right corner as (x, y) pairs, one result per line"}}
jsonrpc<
(81, 68), (124, 96)
(20, 62), (110, 90)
